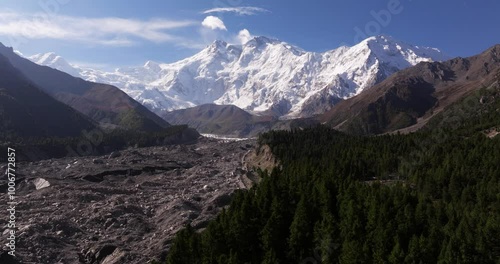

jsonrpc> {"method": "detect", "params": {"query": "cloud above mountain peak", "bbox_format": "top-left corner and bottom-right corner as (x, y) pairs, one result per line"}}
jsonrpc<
(201, 16), (227, 31)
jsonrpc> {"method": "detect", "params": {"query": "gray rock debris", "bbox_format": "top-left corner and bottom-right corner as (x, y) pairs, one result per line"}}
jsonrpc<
(101, 248), (127, 264)
(0, 137), (257, 263)
(93, 159), (105, 164)
(108, 152), (121, 159)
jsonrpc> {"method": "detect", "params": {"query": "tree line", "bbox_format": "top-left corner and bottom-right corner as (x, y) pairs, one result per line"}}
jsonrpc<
(165, 87), (500, 264)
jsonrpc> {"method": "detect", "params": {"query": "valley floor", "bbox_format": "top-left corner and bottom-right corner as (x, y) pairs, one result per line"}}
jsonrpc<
(0, 137), (256, 264)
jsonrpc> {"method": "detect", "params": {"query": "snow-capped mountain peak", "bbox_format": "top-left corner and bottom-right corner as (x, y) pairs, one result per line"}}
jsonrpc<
(29, 52), (81, 77)
(28, 35), (450, 118)
(211, 39), (229, 48)
(244, 36), (279, 47)
(143, 61), (162, 72)
(30, 52), (68, 67)
(361, 35), (448, 65)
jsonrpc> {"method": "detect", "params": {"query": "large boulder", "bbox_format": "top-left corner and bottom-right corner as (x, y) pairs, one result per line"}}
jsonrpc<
(33, 178), (50, 190)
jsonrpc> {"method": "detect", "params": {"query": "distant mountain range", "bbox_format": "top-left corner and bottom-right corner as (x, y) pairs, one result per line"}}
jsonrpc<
(12, 36), (500, 138)
(0, 42), (203, 161)
(0, 43), (170, 133)
(28, 35), (449, 118)
(161, 44), (500, 137)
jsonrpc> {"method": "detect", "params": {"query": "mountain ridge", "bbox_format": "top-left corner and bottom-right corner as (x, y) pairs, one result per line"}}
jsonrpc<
(0, 43), (171, 132)
(28, 35), (449, 118)
(321, 43), (500, 134)
(0, 53), (97, 140)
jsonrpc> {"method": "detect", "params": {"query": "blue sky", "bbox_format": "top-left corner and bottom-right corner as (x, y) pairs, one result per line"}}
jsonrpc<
(0, 0), (499, 69)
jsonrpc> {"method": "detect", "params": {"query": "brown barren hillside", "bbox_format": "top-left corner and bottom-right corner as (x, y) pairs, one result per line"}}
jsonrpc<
(0, 43), (170, 132)
(0, 54), (96, 139)
(321, 45), (500, 135)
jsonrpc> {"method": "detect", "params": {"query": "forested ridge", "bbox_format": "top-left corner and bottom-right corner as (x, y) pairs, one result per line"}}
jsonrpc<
(164, 89), (500, 263)
(0, 125), (198, 162)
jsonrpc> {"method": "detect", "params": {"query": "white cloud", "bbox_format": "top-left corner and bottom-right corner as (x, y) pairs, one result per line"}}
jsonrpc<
(0, 11), (198, 47)
(201, 16), (227, 31)
(202, 6), (270, 16)
(237, 29), (253, 44)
